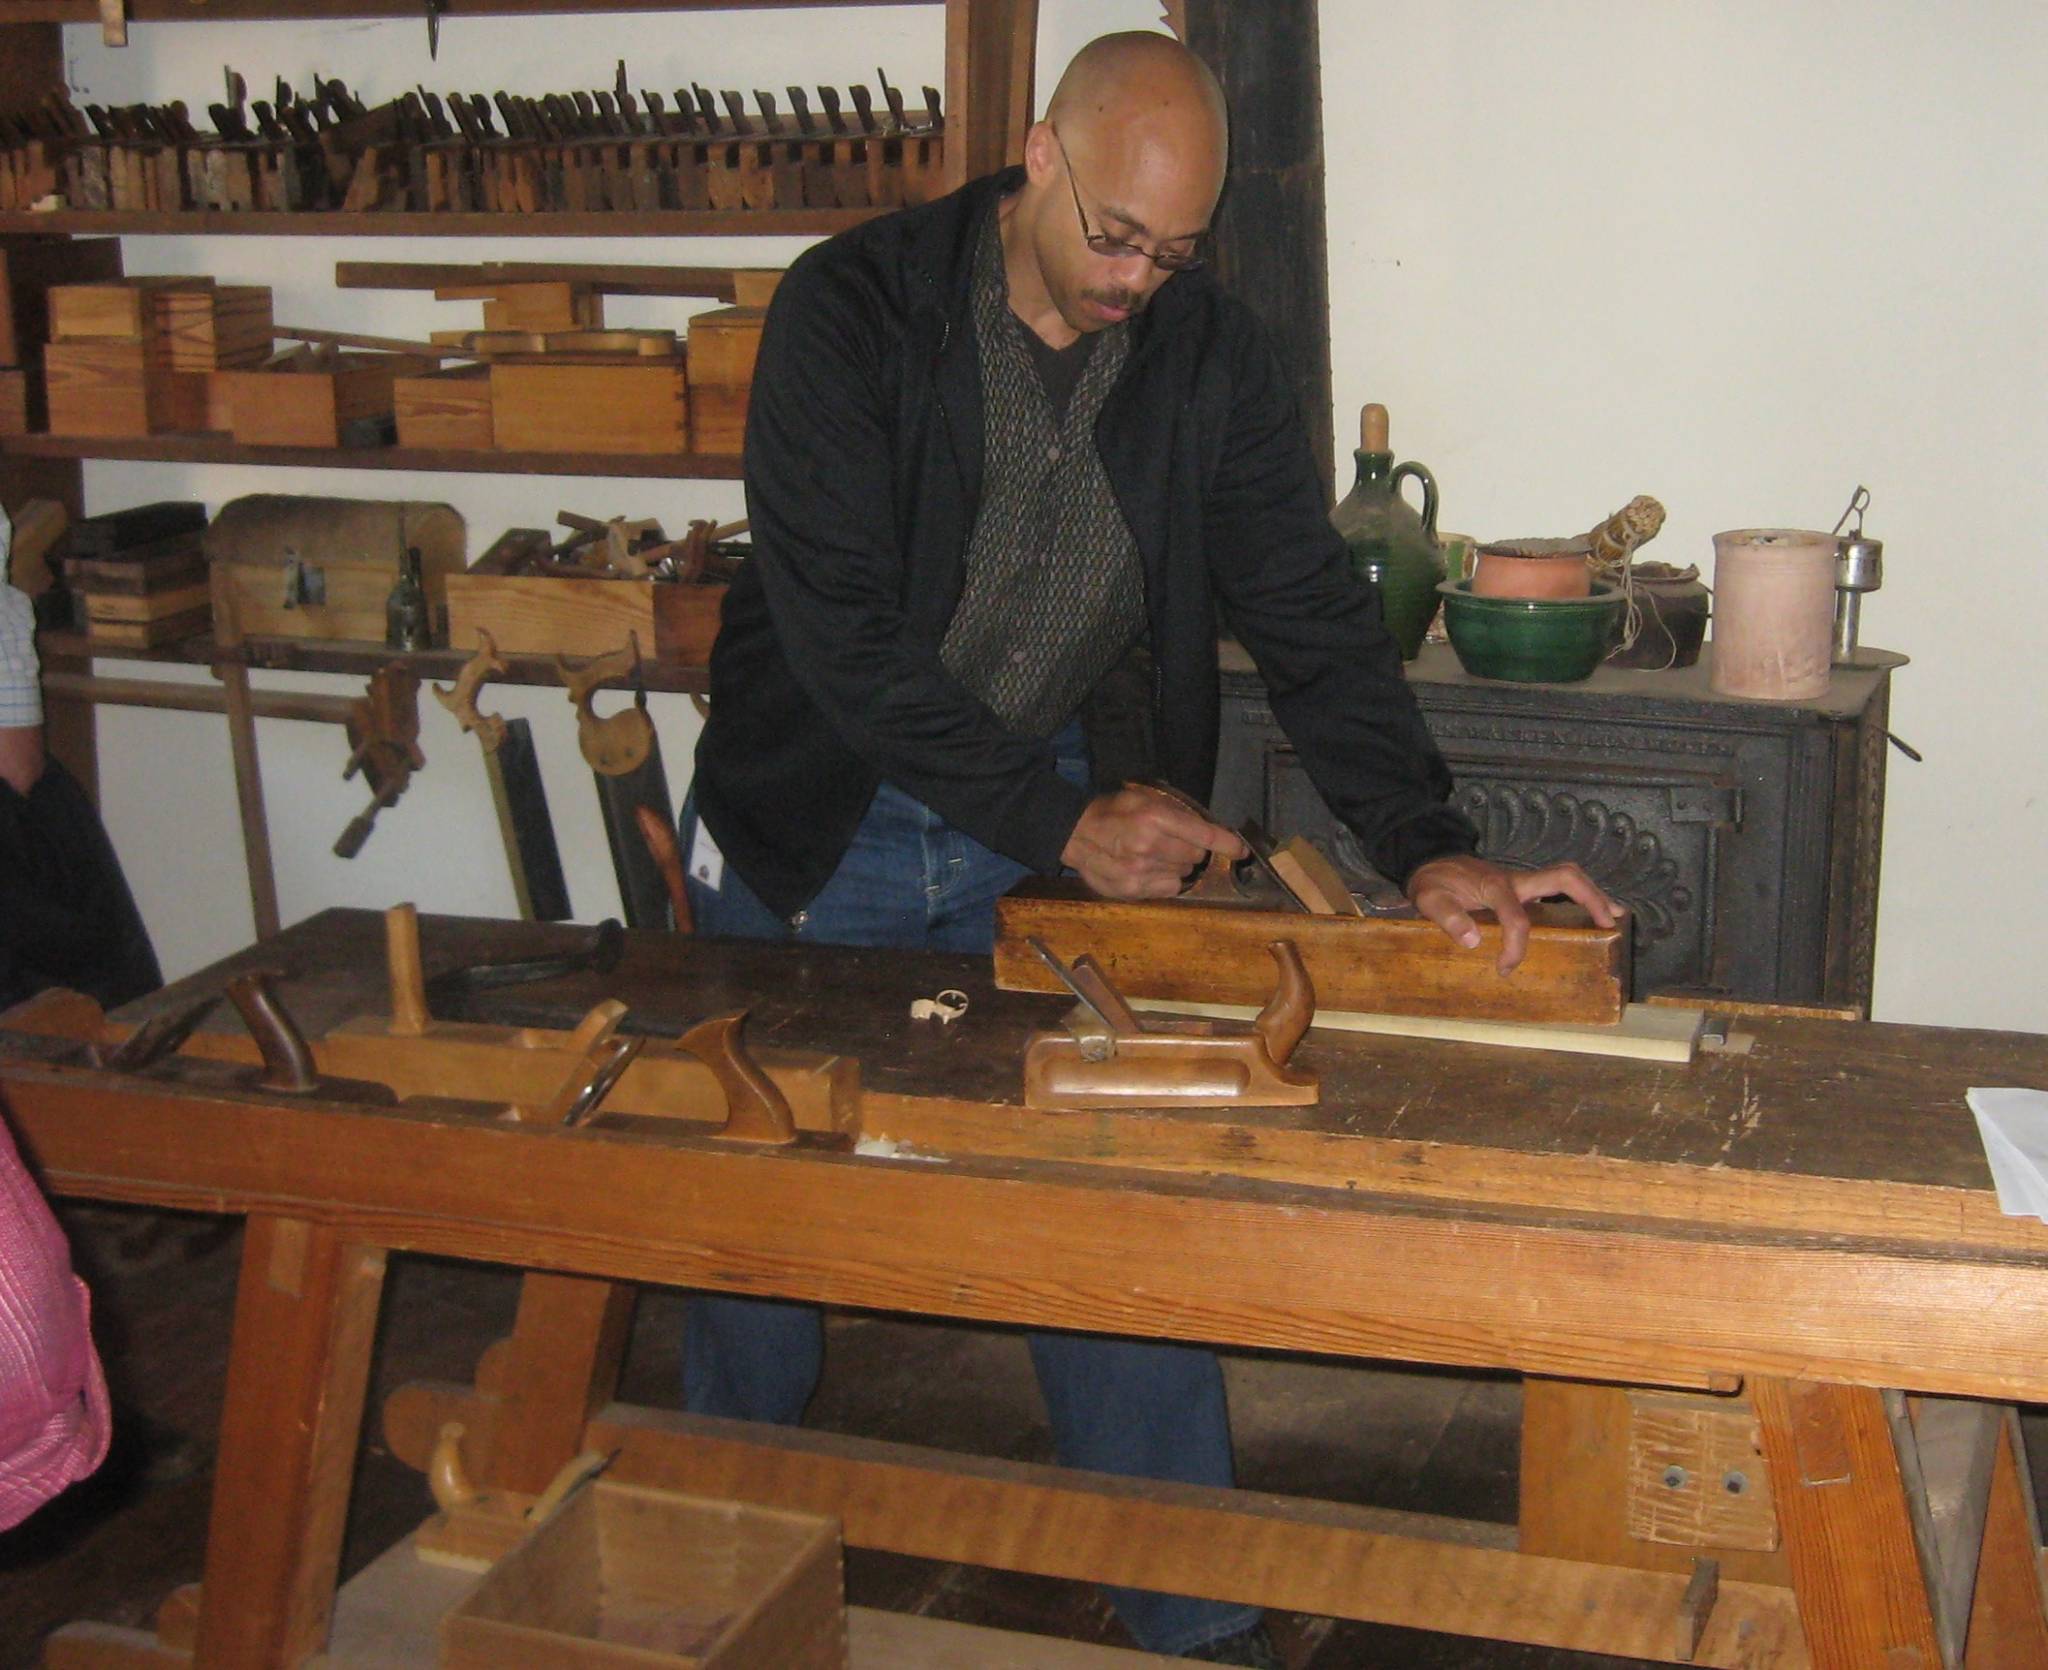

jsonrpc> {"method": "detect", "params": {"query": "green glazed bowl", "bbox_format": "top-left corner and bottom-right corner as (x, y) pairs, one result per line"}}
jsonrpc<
(1436, 580), (1624, 683)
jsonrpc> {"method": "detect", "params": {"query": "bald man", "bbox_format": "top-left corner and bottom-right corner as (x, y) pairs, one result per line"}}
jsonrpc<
(682, 33), (1610, 1663)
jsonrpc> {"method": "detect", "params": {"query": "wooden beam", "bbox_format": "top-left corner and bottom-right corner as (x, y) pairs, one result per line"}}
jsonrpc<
(852, 1092), (2048, 1263)
(1752, 1378), (1943, 1670)
(577, 1405), (1809, 1666)
(192, 1216), (386, 1668)
(14, 1067), (2048, 1402)
(483, 1274), (635, 1494)
(1962, 1411), (2048, 1666)
(1179, 0), (1336, 493)
(39, 671), (357, 725)
(334, 260), (756, 297)
(1519, 1379), (1791, 1589)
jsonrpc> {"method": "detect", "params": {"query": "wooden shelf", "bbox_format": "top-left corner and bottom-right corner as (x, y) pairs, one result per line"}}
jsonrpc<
(41, 627), (713, 694)
(1, 432), (744, 479)
(0, 0), (897, 19)
(0, 207), (880, 238)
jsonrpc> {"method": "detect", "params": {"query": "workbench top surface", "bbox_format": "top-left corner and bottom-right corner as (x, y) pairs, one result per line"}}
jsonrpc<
(98, 907), (2046, 1203)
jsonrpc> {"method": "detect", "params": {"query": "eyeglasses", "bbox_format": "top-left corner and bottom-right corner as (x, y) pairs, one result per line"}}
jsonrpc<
(1050, 126), (1207, 274)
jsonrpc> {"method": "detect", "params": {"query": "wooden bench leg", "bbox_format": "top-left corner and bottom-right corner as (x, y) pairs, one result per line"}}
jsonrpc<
(192, 1215), (387, 1669)
(1752, 1377), (1943, 1669)
(1519, 1376), (1790, 1588)
(486, 1271), (637, 1493)
(1962, 1411), (2048, 1667)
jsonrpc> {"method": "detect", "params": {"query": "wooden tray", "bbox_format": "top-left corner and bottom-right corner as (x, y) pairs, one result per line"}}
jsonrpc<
(440, 1481), (848, 1670)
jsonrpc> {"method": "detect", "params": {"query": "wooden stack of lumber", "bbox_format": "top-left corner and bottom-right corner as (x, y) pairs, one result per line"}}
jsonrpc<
(0, 236), (124, 435)
(684, 307), (765, 454)
(355, 261), (781, 456)
(219, 343), (436, 448)
(464, 284), (688, 453)
(43, 278), (213, 437)
(62, 500), (210, 648)
(41, 275), (275, 438)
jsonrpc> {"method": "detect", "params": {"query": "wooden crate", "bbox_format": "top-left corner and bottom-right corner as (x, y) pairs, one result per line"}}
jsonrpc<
(440, 1482), (848, 1670)
(395, 365), (494, 450)
(489, 360), (687, 455)
(218, 353), (434, 448)
(0, 234), (123, 366)
(685, 307), (764, 454)
(43, 340), (207, 437)
(446, 530), (654, 658)
(48, 275), (209, 342)
(150, 284), (273, 370)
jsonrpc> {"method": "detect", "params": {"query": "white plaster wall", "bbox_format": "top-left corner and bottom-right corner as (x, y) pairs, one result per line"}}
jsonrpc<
(59, 2), (2044, 1032)
(1322, 1), (2048, 1032)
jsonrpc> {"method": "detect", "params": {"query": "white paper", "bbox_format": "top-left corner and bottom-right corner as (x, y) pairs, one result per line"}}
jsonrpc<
(1967, 1088), (2048, 1221)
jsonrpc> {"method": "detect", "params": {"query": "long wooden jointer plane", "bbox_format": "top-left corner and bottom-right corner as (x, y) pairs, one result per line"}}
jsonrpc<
(4, 905), (2048, 1668)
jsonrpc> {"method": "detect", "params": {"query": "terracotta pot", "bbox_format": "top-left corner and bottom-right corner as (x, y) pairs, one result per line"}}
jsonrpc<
(1469, 545), (1593, 599)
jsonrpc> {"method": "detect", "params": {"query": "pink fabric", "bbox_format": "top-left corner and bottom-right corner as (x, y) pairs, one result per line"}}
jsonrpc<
(0, 1105), (110, 1530)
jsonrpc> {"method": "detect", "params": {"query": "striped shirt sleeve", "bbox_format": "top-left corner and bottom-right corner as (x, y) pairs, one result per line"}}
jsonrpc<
(1, 507), (43, 728)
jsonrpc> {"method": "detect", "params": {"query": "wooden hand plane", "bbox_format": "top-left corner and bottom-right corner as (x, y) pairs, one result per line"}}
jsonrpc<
(1023, 937), (1318, 1110)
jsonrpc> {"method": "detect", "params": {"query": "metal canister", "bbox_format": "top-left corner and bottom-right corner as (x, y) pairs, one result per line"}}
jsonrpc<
(1830, 486), (1883, 665)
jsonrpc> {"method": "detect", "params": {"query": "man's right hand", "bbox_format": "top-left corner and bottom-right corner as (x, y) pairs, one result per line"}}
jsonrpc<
(1061, 785), (1248, 900)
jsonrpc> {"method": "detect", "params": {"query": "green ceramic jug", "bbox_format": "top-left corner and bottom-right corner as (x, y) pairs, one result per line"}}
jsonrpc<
(1329, 402), (1443, 660)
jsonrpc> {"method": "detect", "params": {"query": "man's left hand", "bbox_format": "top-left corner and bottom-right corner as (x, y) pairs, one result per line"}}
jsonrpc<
(1405, 855), (1618, 977)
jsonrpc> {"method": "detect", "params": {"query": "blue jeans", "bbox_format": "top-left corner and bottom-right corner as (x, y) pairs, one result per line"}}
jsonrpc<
(678, 757), (1261, 1656)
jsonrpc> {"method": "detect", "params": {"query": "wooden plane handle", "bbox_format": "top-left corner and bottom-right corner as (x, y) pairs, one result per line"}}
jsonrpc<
(1253, 940), (1314, 1065)
(385, 903), (431, 1036)
(677, 1010), (796, 1144)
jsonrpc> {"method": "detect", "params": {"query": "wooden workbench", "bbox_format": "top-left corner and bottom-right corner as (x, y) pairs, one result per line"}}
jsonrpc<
(5, 908), (2048, 1668)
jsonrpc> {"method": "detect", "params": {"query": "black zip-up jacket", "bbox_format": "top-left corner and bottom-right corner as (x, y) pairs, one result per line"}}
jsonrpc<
(695, 169), (1477, 919)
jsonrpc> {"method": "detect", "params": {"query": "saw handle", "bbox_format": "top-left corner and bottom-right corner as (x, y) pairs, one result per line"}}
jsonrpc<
(432, 628), (509, 751)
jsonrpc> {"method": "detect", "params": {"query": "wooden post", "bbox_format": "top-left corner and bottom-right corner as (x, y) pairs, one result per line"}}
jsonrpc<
(1178, 0), (1337, 497)
(209, 559), (282, 940)
(484, 1272), (637, 1494)
(192, 1216), (386, 1668)
(1962, 1411), (2048, 1667)
(1752, 1376), (1944, 1669)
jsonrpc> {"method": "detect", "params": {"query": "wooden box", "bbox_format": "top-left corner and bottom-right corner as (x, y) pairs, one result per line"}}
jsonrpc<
(395, 365), (494, 450)
(207, 494), (466, 642)
(0, 234), (123, 366)
(43, 340), (208, 437)
(440, 1482), (848, 1670)
(150, 284), (273, 370)
(219, 353), (433, 448)
(489, 360), (688, 455)
(446, 529), (653, 658)
(685, 307), (764, 454)
(48, 275), (209, 343)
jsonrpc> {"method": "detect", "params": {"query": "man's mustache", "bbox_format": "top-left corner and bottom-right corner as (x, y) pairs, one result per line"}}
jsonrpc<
(1083, 286), (1149, 314)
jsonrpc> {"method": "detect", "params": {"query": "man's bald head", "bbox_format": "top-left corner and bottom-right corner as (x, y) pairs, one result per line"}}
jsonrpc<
(1001, 34), (1229, 343)
(1044, 31), (1228, 187)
